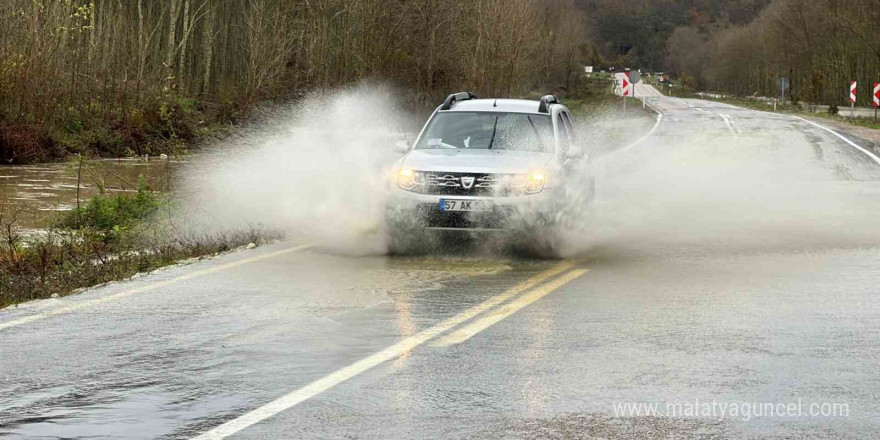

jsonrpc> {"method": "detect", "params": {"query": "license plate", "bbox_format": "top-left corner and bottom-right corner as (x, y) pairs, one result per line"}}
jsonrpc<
(439, 199), (494, 212)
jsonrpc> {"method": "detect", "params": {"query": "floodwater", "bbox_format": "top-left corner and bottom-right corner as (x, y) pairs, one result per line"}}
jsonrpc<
(0, 158), (177, 230)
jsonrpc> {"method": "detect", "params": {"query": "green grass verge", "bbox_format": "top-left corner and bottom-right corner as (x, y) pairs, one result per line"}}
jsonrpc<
(564, 86), (655, 121)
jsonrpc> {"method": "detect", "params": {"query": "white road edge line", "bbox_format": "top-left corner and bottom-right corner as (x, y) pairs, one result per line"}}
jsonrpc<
(617, 101), (663, 153)
(706, 101), (880, 166)
(0, 243), (315, 332)
(727, 115), (742, 135)
(716, 112), (737, 136)
(666, 95), (879, 163)
(190, 262), (579, 440)
(791, 116), (880, 166)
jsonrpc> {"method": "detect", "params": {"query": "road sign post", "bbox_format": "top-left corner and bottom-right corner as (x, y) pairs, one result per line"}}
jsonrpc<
(873, 82), (879, 120)
(621, 70), (631, 115)
(778, 77), (789, 104)
(849, 80), (857, 117)
(630, 71), (643, 108)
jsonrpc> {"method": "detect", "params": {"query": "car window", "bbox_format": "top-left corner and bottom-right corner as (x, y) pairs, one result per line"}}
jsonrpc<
(416, 112), (554, 153)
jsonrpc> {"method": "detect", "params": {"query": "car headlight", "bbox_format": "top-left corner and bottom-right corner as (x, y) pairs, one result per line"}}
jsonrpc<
(524, 172), (545, 194)
(397, 169), (425, 191)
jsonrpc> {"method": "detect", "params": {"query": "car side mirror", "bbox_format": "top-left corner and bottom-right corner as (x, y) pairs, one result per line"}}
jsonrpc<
(393, 140), (410, 154)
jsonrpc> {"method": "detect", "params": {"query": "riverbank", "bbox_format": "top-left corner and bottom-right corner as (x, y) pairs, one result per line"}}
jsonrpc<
(1, 94), (238, 165)
(0, 182), (276, 308)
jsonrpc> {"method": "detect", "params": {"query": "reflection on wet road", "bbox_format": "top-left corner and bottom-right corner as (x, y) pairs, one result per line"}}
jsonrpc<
(2, 89), (880, 439)
(1, 247), (577, 438)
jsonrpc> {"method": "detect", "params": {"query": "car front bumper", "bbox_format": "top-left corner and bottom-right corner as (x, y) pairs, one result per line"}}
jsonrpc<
(386, 186), (557, 230)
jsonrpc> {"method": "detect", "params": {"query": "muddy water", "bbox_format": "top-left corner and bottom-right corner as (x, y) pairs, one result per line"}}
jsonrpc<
(0, 158), (178, 230)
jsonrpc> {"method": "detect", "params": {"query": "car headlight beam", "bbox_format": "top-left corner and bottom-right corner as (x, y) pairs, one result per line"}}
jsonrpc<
(524, 172), (545, 194)
(397, 168), (424, 191)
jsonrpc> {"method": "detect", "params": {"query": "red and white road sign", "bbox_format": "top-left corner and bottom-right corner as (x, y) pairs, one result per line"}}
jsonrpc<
(849, 80), (857, 103)
(873, 82), (879, 108)
(621, 70), (632, 96)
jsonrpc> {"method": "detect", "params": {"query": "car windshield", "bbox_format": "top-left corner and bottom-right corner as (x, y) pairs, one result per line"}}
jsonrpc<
(416, 112), (553, 153)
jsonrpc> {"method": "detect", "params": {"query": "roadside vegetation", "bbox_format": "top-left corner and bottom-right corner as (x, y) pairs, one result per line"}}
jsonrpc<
(662, 0), (880, 112)
(564, 74), (654, 118)
(0, 158), (272, 308)
(0, 0), (598, 165)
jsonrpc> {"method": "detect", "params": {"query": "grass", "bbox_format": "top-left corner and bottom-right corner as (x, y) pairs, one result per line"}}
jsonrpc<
(566, 95), (654, 119)
(563, 77), (656, 120)
(0, 180), (275, 309)
(808, 113), (880, 130)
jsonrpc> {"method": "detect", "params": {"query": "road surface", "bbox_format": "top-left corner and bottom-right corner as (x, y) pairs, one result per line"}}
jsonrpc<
(2, 85), (880, 439)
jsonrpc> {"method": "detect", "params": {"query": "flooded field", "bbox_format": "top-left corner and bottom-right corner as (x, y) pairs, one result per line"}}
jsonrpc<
(0, 158), (178, 230)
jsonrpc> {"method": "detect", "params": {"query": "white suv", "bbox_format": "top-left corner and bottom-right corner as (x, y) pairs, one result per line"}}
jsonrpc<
(386, 92), (592, 248)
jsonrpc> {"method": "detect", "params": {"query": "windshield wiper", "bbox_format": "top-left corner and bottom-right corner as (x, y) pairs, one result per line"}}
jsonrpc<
(486, 116), (499, 149)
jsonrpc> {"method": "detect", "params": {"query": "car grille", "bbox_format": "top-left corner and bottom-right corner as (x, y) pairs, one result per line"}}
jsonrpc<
(422, 172), (514, 196)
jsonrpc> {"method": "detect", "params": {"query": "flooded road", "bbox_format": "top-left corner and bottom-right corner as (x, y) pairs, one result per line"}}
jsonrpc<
(0, 158), (176, 229)
(2, 86), (880, 439)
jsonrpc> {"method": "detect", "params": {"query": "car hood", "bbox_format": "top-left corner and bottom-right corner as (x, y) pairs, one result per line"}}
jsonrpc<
(401, 149), (553, 174)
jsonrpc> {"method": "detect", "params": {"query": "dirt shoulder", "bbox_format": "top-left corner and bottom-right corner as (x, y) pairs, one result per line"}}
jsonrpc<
(800, 116), (880, 156)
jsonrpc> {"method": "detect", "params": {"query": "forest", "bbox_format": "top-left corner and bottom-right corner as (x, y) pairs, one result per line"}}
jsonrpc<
(664, 0), (880, 109)
(0, 0), (591, 163)
(2, 0), (877, 164)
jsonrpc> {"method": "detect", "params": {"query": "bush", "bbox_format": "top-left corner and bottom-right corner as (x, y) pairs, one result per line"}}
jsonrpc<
(57, 179), (161, 236)
(1, 182), (270, 308)
(0, 124), (53, 163)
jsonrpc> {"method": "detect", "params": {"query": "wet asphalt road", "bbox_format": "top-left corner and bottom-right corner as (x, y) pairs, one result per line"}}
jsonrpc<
(2, 87), (880, 439)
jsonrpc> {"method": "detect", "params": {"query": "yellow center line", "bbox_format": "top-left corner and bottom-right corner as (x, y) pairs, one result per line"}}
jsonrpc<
(190, 260), (578, 440)
(434, 268), (588, 347)
(0, 243), (315, 332)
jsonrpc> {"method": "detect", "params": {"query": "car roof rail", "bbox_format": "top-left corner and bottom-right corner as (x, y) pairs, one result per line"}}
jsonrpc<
(538, 95), (559, 113)
(440, 92), (477, 110)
